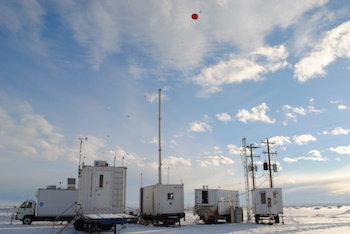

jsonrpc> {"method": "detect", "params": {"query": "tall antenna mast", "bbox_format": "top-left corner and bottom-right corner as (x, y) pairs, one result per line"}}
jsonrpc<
(242, 137), (252, 221)
(78, 137), (88, 178)
(158, 88), (162, 184)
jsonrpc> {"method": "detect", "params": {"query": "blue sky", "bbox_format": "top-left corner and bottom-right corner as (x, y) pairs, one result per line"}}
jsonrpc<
(1, 0), (350, 207)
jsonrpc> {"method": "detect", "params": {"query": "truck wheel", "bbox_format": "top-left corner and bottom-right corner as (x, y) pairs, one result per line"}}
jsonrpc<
(23, 216), (32, 225)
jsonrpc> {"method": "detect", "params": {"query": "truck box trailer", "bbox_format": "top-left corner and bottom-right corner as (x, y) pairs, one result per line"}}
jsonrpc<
(140, 184), (185, 226)
(252, 187), (283, 224)
(15, 184), (77, 224)
(74, 161), (131, 232)
(194, 186), (242, 223)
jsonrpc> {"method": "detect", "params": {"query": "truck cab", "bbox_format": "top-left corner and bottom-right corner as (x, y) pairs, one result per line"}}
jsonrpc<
(16, 200), (36, 224)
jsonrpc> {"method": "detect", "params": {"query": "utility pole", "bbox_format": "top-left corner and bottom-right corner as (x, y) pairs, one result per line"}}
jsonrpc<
(78, 137), (88, 178)
(246, 144), (260, 190)
(262, 138), (277, 188)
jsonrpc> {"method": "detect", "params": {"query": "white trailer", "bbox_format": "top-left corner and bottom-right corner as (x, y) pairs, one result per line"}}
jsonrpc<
(194, 186), (242, 223)
(140, 184), (185, 226)
(252, 188), (283, 224)
(74, 161), (130, 232)
(15, 184), (77, 224)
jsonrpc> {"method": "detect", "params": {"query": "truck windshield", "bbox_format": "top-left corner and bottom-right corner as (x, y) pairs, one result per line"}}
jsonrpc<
(20, 201), (32, 208)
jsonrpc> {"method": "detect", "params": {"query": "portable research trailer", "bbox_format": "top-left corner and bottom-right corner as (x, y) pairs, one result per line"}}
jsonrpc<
(252, 188), (283, 224)
(194, 186), (242, 223)
(74, 160), (130, 232)
(140, 184), (185, 226)
(15, 185), (77, 224)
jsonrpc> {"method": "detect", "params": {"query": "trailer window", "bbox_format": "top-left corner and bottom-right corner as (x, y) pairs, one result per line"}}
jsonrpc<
(260, 191), (266, 204)
(168, 193), (174, 200)
(202, 191), (208, 204)
(99, 174), (104, 188)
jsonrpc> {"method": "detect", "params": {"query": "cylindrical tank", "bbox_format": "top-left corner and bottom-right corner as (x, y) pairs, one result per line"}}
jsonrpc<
(273, 163), (278, 172)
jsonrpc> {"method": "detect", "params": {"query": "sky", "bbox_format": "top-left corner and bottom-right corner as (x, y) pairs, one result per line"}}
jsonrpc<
(0, 0), (350, 207)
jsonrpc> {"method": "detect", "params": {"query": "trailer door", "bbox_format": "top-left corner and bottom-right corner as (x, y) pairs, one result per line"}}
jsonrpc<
(94, 172), (111, 210)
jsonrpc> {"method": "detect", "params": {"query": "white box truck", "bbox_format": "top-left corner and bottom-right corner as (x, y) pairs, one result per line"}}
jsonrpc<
(74, 161), (132, 232)
(252, 187), (283, 224)
(15, 184), (77, 225)
(194, 186), (242, 223)
(140, 184), (185, 226)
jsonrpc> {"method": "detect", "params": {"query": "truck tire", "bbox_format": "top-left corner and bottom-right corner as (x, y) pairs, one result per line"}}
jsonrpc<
(23, 216), (32, 225)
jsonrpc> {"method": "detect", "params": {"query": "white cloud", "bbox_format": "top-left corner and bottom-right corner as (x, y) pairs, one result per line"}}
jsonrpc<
(101, 146), (137, 162)
(149, 136), (159, 144)
(213, 146), (223, 155)
(56, 1), (124, 69)
(330, 100), (343, 104)
(1, 1), (328, 72)
(291, 7), (334, 55)
(0, 0), (45, 34)
(227, 144), (241, 155)
(329, 145), (350, 155)
(269, 136), (291, 146)
(164, 156), (191, 166)
(308, 150), (323, 157)
(282, 101), (323, 123)
(293, 134), (317, 145)
(188, 120), (212, 133)
(236, 103), (275, 124)
(188, 115), (213, 133)
(59, 1), (324, 71)
(322, 127), (350, 135)
(102, 146), (161, 169)
(193, 45), (289, 96)
(330, 100), (348, 110)
(145, 92), (168, 103)
(0, 0), (48, 57)
(203, 115), (213, 123)
(294, 21), (350, 82)
(283, 156), (328, 163)
(196, 156), (234, 168)
(338, 105), (348, 110)
(216, 112), (232, 123)
(0, 103), (69, 162)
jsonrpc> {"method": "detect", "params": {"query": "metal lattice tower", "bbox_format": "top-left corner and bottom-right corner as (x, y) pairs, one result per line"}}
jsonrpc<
(241, 137), (252, 221)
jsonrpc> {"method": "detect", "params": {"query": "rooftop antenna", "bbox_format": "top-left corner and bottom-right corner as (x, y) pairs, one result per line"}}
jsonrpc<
(78, 137), (88, 178)
(158, 88), (162, 184)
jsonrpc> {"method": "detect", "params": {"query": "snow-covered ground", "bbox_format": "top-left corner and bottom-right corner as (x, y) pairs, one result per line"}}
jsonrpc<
(1, 206), (350, 233)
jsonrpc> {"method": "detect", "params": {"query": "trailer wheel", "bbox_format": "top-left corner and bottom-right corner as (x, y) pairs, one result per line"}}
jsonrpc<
(74, 218), (84, 231)
(23, 216), (32, 225)
(274, 215), (280, 224)
(255, 215), (260, 224)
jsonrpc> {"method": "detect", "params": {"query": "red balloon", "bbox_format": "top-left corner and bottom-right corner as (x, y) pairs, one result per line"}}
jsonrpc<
(192, 13), (198, 20)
